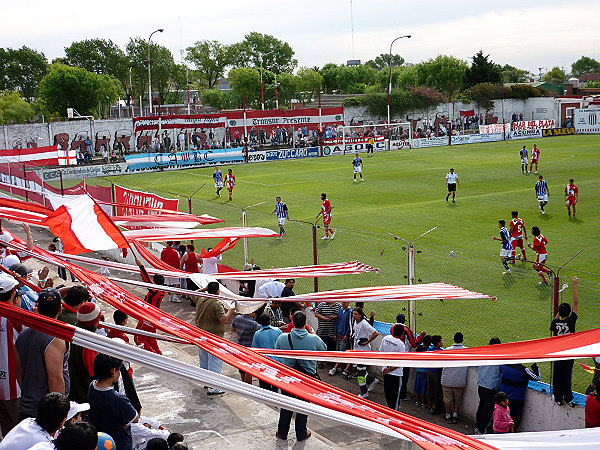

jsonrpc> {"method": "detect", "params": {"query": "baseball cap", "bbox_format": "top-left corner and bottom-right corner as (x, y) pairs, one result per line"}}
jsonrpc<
(2, 254), (20, 269)
(67, 401), (90, 421)
(396, 313), (406, 324)
(9, 263), (32, 277)
(0, 231), (13, 244)
(0, 273), (18, 294)
(77, 302), (101, 327)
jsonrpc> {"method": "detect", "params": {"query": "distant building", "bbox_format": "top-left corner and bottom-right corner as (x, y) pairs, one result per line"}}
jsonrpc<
(346, 60), (361, 66)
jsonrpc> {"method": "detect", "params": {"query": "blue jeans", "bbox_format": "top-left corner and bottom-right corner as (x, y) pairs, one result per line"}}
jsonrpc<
(198, 348), (223, 374)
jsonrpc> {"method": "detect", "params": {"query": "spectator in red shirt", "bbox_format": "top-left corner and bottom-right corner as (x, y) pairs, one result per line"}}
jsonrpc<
(586, 384), (600, 428)
(134, 258), (165, 355)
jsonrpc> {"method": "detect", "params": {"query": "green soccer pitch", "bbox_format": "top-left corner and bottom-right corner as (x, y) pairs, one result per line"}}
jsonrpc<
(94, 134), (600, 391)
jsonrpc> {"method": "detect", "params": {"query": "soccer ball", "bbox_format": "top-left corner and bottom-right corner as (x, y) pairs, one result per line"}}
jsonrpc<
(97, 432), (116, 450)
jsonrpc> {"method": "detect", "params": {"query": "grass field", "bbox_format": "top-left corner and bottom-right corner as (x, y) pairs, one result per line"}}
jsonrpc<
(88, 134), (600, 391)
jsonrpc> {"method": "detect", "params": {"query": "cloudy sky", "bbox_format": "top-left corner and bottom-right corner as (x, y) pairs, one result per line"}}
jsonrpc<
(3, 0), (600, 75)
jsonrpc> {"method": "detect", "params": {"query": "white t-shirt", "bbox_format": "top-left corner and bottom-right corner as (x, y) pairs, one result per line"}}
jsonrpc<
(0, 418), (53, 450)
(29, 443), (54, 450)
(379, 335), (406, 376)
(202, 255), (222, 275)
(353, 319), (376, 351)
(258, 280), (285, 299)
(446, 172), (459, 184)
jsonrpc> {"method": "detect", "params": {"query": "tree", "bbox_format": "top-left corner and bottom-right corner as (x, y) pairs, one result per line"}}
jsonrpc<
(229, 32), (297, 73)
(296, 68), (323, 104)
(414, 55), (468, 94)
(544, 66), (566, 85)
(228, 68), (261, 108)
(463, 51), (502, 88)
(364, 54), (405, 71)
(0, 90), (35, 124)
(38, 63), (120, 118)
(64, 39), (130, 102)
(185, 40), (231, 90)
(500, 64), (530, 83)
(571, 56), (600, 77)
(126, 37), (176, 106)
(0, 46), (48, 100)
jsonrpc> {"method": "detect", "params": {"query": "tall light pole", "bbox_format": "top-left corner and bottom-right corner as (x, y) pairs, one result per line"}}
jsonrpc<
(147, 28), (164, 116)
(387, 34), (411, 126)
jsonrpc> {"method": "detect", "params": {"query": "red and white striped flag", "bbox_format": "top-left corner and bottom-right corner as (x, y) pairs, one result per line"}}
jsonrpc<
(0, 145), (61, 166)
(43, 195), (128, 254)
(200, 237), (240, 258)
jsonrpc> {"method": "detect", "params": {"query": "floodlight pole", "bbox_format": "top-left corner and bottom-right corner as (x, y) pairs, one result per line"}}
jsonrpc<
(388, 226), (436, 333)
(147, 28), (164, 116)
(387, 35), (411, 126)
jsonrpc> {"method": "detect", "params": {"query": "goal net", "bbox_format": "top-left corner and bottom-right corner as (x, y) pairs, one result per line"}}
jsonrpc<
(323, 121), (412, 155)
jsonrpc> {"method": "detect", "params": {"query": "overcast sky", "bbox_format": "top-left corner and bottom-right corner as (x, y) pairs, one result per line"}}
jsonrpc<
(3, 0), (600, 76)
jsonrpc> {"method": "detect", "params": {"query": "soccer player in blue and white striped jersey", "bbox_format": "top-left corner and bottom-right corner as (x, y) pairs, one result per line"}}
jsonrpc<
(535, 175), (549, 214)
(270, 197), (288, 239)
(493, 220), (513, 274)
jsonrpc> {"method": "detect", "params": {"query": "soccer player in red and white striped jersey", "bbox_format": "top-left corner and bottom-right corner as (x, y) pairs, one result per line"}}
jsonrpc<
(509, 211), (527, 261)
(565, 179), (579, 218)
(528, 226), (551, 286)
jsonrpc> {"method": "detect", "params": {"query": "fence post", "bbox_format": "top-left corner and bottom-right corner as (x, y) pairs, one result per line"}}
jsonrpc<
(59, 171), (64, 196)
(407, 243), (416, 334)
(552, 275), (560, 317)
(22, 164), (28, 202)
(242, 209), (248, 266)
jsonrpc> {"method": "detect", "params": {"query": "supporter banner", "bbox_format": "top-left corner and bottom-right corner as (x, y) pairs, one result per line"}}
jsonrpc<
(574, 109), (600, 133)
(132, 114), (227, 133)
(479, 123), (510, 134)
(451, 133), (503, 145)
(410, 137), (448, 148)
(124, 148), (245, 172)
(541, 127), (576, 137)
(512, 119), (556, 131)
(322, 140), (387, 156)
(323, 136), (385, 145)
(226, 107), (344, 132)
(389, 140), (411, 150)
(40, 163), (128, 182)
(114, 184), (179, 216)
(0, 145), (62, 166)
(506, 129), (542, 140)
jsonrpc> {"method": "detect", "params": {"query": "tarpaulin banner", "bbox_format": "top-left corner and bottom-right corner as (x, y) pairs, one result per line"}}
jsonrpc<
(322, 140), (387, 156)
(459, 110), (475, 117)
(323, 136), (385, 145)
(479, 123), (510, 134)
(114, 185), (179, 216)
(574, 109), (600, 134)
(506, 129), (542, 140)
(389, 139), (411, 150)
(124, 148), (245, 172)
(451, 133), (503, 145)
(541, 127), (576, 137)
(40, 163), (128, 182)
(410, 136), (448, 148)
(512, 119), (556, 131)
(225, 107), (344, 133)
(132, 114), (227, 133)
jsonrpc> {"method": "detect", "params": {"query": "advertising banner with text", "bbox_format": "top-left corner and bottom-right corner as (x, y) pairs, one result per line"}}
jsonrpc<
(124, 148), (245, 172)
(40, 163), (128, 182)
(389, 140), (412, 150)
(114, 185), (179, 216)
(542, 127), (576, 137)
(479, 123), (510, 134)
(322, 139), (387, 156)
(411, 137), (448, 148)
(133, 114), (227, 133)
(226, 107), (344, 133)
(512, 119), (556, 131)
(247, 147), (320, 163)
(574, 109), (600, 134)
(451, 133), (503, 145)
(506, 129), (542, 140)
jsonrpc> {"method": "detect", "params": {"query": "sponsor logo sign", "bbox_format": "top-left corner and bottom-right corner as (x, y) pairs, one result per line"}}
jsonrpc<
(124, 148), (245, 172)
(506, 129), (542, 140)
(574, 109), (600, 133)
(265, 147), (320, 160)
(41, 163), (128, 181)
(451, 133), (503, 145)
(389, 140), (411, 150)
(541, 127), (576, 137)
(512, 119), (556, 131)
(226, 107), (344, 132)
(411, 137), (448, 148)
(479, 123), (510, 134)
(133, 114), (227, 132)
(322, 140), (387, 156)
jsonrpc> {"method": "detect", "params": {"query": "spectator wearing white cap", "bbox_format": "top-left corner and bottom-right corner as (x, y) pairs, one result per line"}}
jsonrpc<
(0, 272), (21, 436)
(68, 302), (101, 404)
(15, 288), (70, 419)
(65, 401), (90, 424)
(10, 262), (38, 312)
(0, 223), (33, 262)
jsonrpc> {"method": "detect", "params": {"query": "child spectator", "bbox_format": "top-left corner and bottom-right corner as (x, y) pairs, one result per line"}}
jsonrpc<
(426, 335), (444, 414)
(499, 362), (540, 431)
(88, 353), (139, 450)
(493, 392), (514, 433)
(414, 334), (432, 407)
(475, 337), (502, 434)
(107, 310), (130, 344)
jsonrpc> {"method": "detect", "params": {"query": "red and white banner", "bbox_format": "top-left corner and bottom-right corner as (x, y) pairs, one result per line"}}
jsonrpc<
(216, 261), (379, 280)
(323, 135), (385, 145)
(43, 195), (129, 254)
(512, 119), (556, 131)
(200, 237), (240, 258)
(114, 184), (179, 216)
(123, 226), (279, 241)
(0, 145), (62, 166)
(113, 213), (222, 229)
(479, 123), (510, 134)
(57, 149), (78, 166)
(574, 108), (600, 133)
(132, 114), (228, 133)
(226, 107), (344, 132)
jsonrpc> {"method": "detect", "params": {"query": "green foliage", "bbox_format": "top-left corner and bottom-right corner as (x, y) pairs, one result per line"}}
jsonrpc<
(185, 40), (231, 90)
(0, 46), (48, 100)
(228, 32), (297, 73)
(544, 66), (566, 85)
(456, 82), (499, 109)
(583, 80), (600, 88)
(39, 63), (120, 118)
(463, 50), (502, 88)
(364, 54), (405, 71)
(319, 64), (377, 94)
(571, 56), (600, 77)
(508, 84), (543, 100)
(0, 90), (35, 124)
(414, 55), (469, 94)
(228, 67), (261, 108)
(295, 67), (323, 105)
(500, 64), (530, 83)
(340, 97), (362, 107)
